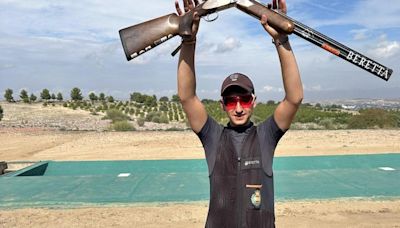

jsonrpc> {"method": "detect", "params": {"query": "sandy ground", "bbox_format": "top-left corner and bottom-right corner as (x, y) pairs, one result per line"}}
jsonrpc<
(1, 128), (399, 161)
(1, 129), (400, 227)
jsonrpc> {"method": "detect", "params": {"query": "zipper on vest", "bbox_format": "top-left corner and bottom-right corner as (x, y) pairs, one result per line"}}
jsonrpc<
(236, 156), (242, 228)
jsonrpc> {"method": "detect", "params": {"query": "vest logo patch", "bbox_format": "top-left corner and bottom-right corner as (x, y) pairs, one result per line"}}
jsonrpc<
(241, 158), (261, 170)
(244, 160), (260, 166)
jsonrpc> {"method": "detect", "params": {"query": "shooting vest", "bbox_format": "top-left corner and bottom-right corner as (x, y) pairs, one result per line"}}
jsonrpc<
(205, 126), (275, 228)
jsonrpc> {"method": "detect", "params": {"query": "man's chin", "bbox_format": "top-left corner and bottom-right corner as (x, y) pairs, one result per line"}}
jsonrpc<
(231, 116), (248, 126)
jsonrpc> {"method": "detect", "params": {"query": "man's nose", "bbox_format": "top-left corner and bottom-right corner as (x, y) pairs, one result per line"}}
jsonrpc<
(235, 101), (243, 113)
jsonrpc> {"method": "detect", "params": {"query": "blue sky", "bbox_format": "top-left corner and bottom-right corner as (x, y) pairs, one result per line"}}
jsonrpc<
(0, 0), (399, 102)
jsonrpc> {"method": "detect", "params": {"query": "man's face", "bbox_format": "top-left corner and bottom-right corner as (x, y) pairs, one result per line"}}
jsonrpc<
(221, 90), (256, 127)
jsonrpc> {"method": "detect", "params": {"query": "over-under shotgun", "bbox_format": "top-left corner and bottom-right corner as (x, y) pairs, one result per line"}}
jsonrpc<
(119, 0), (393, 81)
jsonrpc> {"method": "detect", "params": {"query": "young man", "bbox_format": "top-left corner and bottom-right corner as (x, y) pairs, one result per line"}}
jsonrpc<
(176, 0), (303, 227)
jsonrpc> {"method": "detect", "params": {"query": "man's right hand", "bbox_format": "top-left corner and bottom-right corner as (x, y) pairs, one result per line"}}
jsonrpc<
(261, 0), (288, 43)
(175, 0), (201, 43)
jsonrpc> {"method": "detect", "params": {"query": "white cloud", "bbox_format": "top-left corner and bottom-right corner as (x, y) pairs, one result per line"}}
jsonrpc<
(215, 37), (241, 53)
(350, 29), (369, 41)
(303, 84), (323, 92)
(261, 85), (283, 93)
(0, 64), (15, 70)
(369, 35), (400, 58)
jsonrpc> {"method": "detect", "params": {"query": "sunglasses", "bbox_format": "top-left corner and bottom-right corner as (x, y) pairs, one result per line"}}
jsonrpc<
(222, 94), (254, 110)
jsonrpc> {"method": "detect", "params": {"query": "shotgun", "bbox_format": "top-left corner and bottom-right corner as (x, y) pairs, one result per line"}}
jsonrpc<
(119, 0), (393, 81)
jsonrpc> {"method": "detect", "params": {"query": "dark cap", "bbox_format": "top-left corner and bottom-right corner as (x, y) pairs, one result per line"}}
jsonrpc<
(221, 73), (254, 96)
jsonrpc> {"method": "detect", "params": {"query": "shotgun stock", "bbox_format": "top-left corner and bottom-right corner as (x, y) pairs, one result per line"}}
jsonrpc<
(119, 1), (215, 61)
(119, 14), (180, 60)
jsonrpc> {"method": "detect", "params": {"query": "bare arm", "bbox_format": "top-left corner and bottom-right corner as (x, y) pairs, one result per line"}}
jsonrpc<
(178, 42), (207, 133)
(262, 0), (303, 131)
(273, 37), (303, 131)
(176, 0), (207, 133)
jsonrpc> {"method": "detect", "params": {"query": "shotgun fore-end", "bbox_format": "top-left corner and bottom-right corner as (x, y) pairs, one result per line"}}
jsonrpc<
(236, 0), (294, 34)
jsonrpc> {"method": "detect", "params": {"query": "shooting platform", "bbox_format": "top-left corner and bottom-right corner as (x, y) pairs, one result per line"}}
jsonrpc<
(1, 153), (399, 208)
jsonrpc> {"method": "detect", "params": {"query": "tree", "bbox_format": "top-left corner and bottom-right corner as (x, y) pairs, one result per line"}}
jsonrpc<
(70, 87), (83, 101)
(89, 92), (98, 102)
(130, 92), (145, 103)
(99, 92), (106, 101)
(159, 96), (169, 102)
(40, 89), (51, 101)
(51, 93), (56, 100)
(30, 93), (37, 102)
(20, 89), (29, 103)
(56, 92), (63, 101)
(172, 94), (180, 102)
(4, 88), (14, 102)
(144, 95), (157, 107)
(267, 100), (275, 105)
(0, 105), (3, 121)
(107, 96), (115, 103)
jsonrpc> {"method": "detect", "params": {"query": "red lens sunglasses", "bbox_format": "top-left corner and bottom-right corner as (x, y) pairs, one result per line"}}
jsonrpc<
(222, 94), (254, 110)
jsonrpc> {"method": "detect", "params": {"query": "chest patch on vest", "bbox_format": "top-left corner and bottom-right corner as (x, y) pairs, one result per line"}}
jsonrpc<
(251, 189), (262, 209)
(241, 157), (261, 170)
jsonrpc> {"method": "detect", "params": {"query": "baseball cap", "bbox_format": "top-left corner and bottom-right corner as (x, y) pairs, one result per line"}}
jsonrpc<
(221, 73), (254, 96)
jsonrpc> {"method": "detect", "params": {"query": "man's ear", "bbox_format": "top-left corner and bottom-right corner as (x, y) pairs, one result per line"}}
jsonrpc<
(252, 96), (257, 108)
(220, 100), (226, 111)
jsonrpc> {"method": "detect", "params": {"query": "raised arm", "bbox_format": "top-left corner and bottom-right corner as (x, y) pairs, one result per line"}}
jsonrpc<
(176, 0), (207, 133)
(262, 0), (303, 131)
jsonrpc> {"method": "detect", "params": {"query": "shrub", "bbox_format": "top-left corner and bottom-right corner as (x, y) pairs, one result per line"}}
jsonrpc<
(146, 111), (169, 124)
(159, 115), (169, 124)
(103, 109), (130, 123)
(319, 118), (336, 130)
(159, 104), (168, 112)
(111, 120), (135, 131)
(152, 116), (161, 123)
(137, 118), (145, 127)
(348, 109), (398, 129)
(145, 111), (158, 121)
